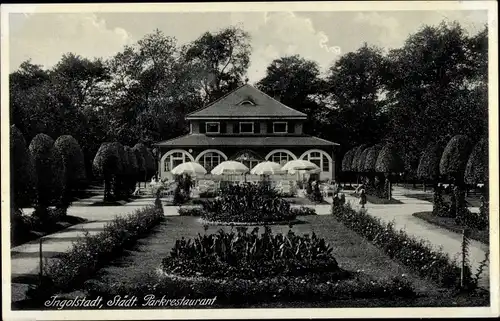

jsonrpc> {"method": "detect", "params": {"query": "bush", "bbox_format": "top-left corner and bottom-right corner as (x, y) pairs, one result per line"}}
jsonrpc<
(200, 182), (296, 223)
(465, 138), (488, 186)
(375, 143), (404, 174)
(29, 133), (66, 217)
(54, 135), (87, 207)
(350, 144), (368, 172)
(35, 205), (164, 295)
(440, 135), (473, 183)
(10, 125), (37, 209)
(93, 142), (123, 201)
(341, 148), (356, 172)
(332, 202), (465, 289)
(178, 207), (206, 216)
(417, 142), (443, 183)
(363, 145), (383, 172)
(290, 206), (317, 216)
(133, 143), (156, 180)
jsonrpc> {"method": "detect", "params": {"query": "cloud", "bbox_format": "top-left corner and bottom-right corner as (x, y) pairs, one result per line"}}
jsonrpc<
(9, 13), (132, 71)
(230, 12), (343, 83)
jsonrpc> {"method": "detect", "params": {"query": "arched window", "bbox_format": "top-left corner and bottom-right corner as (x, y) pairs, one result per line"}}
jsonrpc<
(300, 150), (331, 172)
(200, 152), (223, 171)
(196, 149), (228, 172)
(265, 150), (297, 166)
(163, 150), (194, 172)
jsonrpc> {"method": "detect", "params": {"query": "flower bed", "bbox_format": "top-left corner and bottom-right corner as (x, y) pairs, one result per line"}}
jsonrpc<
(331, 202), (465, 289)
(200, 182), (297, 223)
(161, 226), (341, 280)
(31, 204), (164, 297)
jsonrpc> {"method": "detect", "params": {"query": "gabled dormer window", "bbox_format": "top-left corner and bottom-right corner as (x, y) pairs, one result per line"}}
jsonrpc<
(206, 122), (220, 134)
(273, 122), (288, 133)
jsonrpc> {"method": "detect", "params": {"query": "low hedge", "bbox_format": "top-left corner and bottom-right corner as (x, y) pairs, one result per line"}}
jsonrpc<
(30, 204), (164, 298)
(85, 270), (416, 306)
(332, 202), (465, 289)
(290, 206), (317, 216)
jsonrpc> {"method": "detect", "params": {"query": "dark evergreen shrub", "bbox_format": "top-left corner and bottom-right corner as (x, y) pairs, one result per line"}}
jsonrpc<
(465, 138), (488, 186)
(10, 125), (37, 208)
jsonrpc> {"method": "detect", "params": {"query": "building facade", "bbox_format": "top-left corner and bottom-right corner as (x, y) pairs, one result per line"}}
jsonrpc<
(155, 84), (339, 181)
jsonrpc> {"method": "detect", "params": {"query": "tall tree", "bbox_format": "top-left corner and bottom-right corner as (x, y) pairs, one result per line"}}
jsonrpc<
(184, 26), (251, 102)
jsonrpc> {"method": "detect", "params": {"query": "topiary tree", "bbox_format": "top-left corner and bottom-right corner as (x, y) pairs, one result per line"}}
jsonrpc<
(133, 145), (147, 184)
(439, 135), (473, 187)
(363, 144), (384, 195)
(93, 142), (123, 201)
(133, 143), (156, 182)
(124, 146), (139, 195)
(375, 143), (404, 199)
(341, 148), (356, 187)
(350, 144), (368, 187)
(465, 138), (488, 188)
(11, 125), (38, 209)
(54, 135), (86, 208)
(357, 146), (370, 186)
(417, 142), (444, 192)
(439, 135), (473, 219)
(29, 133), (66, 219)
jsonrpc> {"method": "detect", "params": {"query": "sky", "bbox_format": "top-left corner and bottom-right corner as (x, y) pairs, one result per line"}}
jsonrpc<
(7, 9), (488, 83)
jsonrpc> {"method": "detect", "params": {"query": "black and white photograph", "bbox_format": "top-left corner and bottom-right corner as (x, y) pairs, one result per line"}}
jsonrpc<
(1, 1), (498, 319)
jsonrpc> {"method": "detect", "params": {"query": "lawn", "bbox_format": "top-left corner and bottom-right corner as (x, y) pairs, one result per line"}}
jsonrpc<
(77, 215), (487, 307)
(404, 193), (482, 208)
(413, 211), (489, 245)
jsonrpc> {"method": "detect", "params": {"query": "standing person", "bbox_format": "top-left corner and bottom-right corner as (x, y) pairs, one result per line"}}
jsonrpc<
(359, 186), (367, 209)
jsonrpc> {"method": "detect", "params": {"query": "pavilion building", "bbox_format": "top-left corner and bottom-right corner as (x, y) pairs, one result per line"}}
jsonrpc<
(154, 84), (339, 181)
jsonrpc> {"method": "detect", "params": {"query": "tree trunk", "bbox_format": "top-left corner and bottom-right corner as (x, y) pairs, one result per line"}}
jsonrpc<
(423, 181), (426, 192)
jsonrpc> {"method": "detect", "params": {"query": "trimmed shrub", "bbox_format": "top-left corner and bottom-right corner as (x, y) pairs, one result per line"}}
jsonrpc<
(375, 143), (404, 174)
(439, 135), (473, 184)
(417, 142), (444, 184)
(432, 185), (451, 217)
(133, 143), (156, 180)
(124, 146), (139, 194)
(341, 148), (356, 172)
(363, 145), (383, 173)
(37, 205), (164, 295)
(465, 138), (488, 186)
(132, 145), (147, 182)
(29, 133), (66, 217)
(10, 125), (37, 208)
(350, 144), (368, 173)
(178, 207), (206, 216)
(93, 142), (123, 201)
(332, 202), (465, 289)
(54, 135), (86, 207)
(201, 182), (296, 223)
(356, 147), (371, 173)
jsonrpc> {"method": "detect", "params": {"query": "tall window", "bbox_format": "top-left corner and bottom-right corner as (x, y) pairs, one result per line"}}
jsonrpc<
(201, 152), (223, 172)
(273, 122), (287, 133)
(164, 152), (190, 171)
(270, 152), (293, 166)
(206, 122), (220, 134)
(239, 122), (254, 133)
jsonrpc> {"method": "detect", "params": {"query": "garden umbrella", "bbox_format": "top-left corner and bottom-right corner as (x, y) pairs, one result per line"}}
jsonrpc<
(281, 160), (320, 174)
(171, 162), (207, 175)
(211, 161), (250, 175)
(250, 161), (285, 175)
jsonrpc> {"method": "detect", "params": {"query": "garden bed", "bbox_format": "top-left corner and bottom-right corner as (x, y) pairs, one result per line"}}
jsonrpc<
(349, 193), (403, 204)
(198, 218), (306, 226)
(413, 211), (489, 245)
(39, 215), (488, 308)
